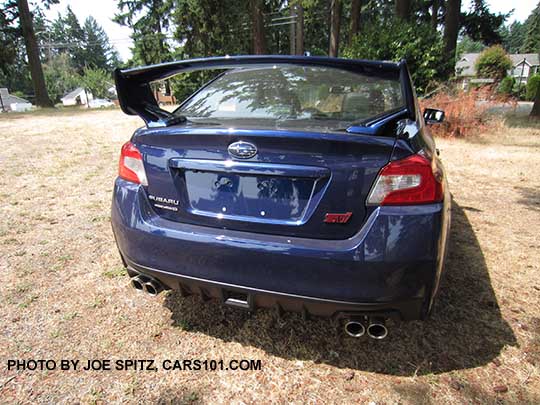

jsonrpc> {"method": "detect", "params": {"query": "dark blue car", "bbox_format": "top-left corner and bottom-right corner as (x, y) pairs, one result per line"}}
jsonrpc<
(111, 56), (451, 339)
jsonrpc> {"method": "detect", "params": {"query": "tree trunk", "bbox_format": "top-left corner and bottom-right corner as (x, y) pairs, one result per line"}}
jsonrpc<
(349, 0), (362, 45)
(531, 85), (540, 119)
(395, 0), (412, 20)
(17, 0), (54, 107)
(328, 0), (341, 57)
(295, 3), (304, 55)
(251, 0), (266, 55)
(443, 0), (461, 72)
(431, 0), (439, 30)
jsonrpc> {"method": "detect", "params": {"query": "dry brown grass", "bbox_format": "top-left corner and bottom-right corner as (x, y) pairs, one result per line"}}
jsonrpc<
(0, 109), (539, 404)
(420, 88), (518, 138)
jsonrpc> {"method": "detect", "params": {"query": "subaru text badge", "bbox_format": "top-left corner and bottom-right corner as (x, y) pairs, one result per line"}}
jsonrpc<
(228, 141), (257, 159)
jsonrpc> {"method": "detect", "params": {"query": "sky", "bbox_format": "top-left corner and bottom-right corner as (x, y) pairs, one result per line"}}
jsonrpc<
(44, 0), (539, 62)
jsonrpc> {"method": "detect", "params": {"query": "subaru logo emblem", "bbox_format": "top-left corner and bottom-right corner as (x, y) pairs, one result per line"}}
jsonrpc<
(228, 141), (257, 159)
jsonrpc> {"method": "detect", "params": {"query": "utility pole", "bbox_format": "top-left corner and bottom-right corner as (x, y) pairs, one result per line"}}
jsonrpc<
(519, 58), (526, 99)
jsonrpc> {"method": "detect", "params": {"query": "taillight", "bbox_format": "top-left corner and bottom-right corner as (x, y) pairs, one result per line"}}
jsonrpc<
(118, 141), (148, 186)
(367, 153), (443, 206)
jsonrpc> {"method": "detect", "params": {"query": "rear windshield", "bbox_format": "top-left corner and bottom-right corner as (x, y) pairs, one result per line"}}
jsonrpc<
(176, 66), (404, 129)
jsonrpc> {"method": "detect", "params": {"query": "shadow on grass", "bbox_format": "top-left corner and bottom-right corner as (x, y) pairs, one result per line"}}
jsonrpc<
(515, 186), (540, 211)
(163, 201), (516, 376)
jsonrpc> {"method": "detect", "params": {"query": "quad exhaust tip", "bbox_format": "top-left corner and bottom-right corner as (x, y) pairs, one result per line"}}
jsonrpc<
(130, 275), (163, 296)
(344, 320), (366, 338)
(344, 317), (388, 339)
(366, 317), (388, 340)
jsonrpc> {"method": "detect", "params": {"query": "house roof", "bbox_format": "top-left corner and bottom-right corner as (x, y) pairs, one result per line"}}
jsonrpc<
(456, 53), (540, 77)
(509, 54), (540, 66)
(456, 53), (480, 76)
(61, 87), (85, 100)
(0, 88), (30, 107)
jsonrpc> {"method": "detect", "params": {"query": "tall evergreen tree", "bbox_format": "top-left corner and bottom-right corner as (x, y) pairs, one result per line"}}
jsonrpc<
(523, 2), (540, 55)
(50, 6), (86, 72)
(395, 0), (411, 20)
(82, 16), (113, 70)
(16, 0), (54, 107)
(444, 0), (461, 72)
(115, 0), (172, 65)
(172, 0), (251, 58)
(501, 22), (528, 53)
(50, 8), (119, 72)
(461, 0), (508, 46)
(251, 0), (266, 54)
(531, 85), (540, 119)
(349, 0), (362, 44)
(328, 0), (341, 57)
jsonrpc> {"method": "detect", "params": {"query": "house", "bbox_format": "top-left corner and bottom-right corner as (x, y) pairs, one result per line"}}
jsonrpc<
(0, 88), (32, 112)
(509, 54), (540, 83)
(456, 53), (540, 88)
(61, 87), (93, 106)
(455, 53), (481, 78)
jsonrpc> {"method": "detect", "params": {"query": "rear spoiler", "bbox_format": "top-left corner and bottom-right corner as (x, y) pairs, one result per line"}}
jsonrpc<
(114, 55), (416, 127)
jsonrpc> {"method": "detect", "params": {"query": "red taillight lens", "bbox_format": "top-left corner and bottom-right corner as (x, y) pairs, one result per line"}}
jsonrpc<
(367, 153), (443, 206)
(118, 141), (148, 186)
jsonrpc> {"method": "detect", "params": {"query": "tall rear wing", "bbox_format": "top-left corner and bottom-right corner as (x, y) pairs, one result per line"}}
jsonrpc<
(114, 55), (416, 127)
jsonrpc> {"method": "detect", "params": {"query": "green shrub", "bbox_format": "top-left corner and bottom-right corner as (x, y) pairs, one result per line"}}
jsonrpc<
(498, 76), (515, 95)
(343, 18), (450, 93)
(512, 82), (528, 100)
(81, 67), (111, 99)
(526, 74), (540, 101)
(475, 45), (513, 81)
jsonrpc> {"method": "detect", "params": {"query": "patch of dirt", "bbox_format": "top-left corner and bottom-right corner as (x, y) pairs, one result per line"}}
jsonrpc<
(0, 109), (539, 403)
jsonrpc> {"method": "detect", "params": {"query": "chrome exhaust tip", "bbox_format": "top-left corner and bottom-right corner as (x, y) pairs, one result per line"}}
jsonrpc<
(130, 275), (163, 296)
(130, 275), (146, 292)
(367, 317), (388, 340)
(344, 319), (366, 338)
(142, 279), (163, 296)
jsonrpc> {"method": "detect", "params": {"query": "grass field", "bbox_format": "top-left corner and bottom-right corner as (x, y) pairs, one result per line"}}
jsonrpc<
(0, 109), (539, 404)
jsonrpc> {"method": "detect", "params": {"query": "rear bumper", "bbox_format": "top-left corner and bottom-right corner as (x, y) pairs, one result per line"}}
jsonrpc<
(111, 179), (450, 320)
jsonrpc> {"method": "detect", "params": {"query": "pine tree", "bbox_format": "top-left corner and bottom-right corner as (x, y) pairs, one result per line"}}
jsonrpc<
(501, 22), (527, 53)
(16, 0), (54, 107)
(82, 16), (112, 70)
(114, 0), (172, 65)
(523, 2), (540, 55)
(172, 0), (251, 58)
(444, 0), (461, 70)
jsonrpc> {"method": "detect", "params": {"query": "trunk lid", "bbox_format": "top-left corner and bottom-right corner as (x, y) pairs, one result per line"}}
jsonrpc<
(134, 126), (397, 240)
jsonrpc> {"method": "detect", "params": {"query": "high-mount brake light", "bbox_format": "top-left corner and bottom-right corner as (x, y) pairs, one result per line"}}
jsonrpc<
(118, 141), (148, 186)
(367, 153), (443, 206)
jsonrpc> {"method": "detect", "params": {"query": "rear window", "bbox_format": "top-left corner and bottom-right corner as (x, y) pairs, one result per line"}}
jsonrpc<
(177, 66), (404, 129)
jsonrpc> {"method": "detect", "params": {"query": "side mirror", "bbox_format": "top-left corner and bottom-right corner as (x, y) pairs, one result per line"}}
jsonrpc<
(423, 108), (445, 124)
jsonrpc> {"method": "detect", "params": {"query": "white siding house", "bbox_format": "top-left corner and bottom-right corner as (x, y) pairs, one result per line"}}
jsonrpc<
(0, 88), (32, 112)
(509, 54), (540, 83)
(61, 87), (93, 106)
(456, 53), (540, 88)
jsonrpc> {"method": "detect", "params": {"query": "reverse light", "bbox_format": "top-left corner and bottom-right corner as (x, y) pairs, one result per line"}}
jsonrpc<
(367, 153), (443, 205)
(118, 141), (148, 186)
